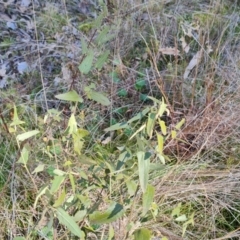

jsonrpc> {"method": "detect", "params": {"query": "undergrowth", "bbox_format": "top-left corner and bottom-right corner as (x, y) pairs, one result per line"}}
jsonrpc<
(0, 0), (240, 239)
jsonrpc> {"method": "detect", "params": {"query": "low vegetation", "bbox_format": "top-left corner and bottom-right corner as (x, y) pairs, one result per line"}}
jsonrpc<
(0, 0), (240, 239)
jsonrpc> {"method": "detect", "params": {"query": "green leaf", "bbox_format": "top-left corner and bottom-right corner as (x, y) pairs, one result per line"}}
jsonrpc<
(175, 118), (185, 130)
(32, 164), (45, 174)
(127, 107), (150, 124)
(146, 113), (156, 139)
(89, 202), (124, 224)
(53, 188), (66, 208)
(81, 38), (88, 54)
(16, 130), (40, 142)
(135, 79), (146, 90)
(104, 122), (129, 132)
(126, 180), (138, 196)
(142, 184), (155, 216)
(77, 194), (92, 208)
(87, 90), (110, 106)
(129, 123), (146, 140)
(95, 26), (111, 45)
(157, 154), (165, 164)
(175, 214), (187, 222)
(68, 114), (78, 134)
(147, 96), (161, 104)
(117, 88), (128, 97)
(79, 170), (88, 180)
(95, 26), (110, 45)
(73, 210), (87, 222)
(108, 224), (115, 240)
(116, 150), (131, 169)
(53, 169), (66, 176)
(79, 23), (93, 32)
(79, 49), (94, 74)
(13, 237), (26, 240)
(55, 90), (83, 102)
(34, 186), (48, 209)
(158, 98), (168, 117)
(10, 105), (25, 126)
(110, 71), (120, 83)
(134, 228), (152, 240)
(92, 11), (104, 28)
(17, 146), (29, 165)
(137, 151), (151, 193)
(171, 203), (182, 217)
(95, 50), (110, 70)
(56, 208), (85, 238)
(50, 175), (65, 194)
(171, 130), (177, 139)
(151, 202), (159, 217)
(73, 129), (89, 155)
(140, 93), (148, 101)
(156, 132), (164, 155)
(49, 144), (62, 156)
(159, 120), (167, 135)
(149, 163), (166, 171)
(136, 135), (145, 151)
(84, 83), (96, 93)
(47, 166), (55, 176)
(78, 155), (96, 165)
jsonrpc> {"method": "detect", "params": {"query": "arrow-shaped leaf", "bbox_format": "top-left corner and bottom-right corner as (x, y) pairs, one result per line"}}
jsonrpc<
(87, 90), (110, 106)
(142, 184), (155, 216)
(16, 130), (40, 142)
(79, 49), (94, 74)
(55, 90), (83, 102)
(137, 151), (151, 193)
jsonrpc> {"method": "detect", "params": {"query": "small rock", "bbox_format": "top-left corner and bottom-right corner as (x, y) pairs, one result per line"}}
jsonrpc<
(17, 61), (29, 74)
(21, 0), (31, 7)
(6, 21), (17, 30)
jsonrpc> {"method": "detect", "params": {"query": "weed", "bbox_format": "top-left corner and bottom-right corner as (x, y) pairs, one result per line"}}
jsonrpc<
(1, 0), (240, 239)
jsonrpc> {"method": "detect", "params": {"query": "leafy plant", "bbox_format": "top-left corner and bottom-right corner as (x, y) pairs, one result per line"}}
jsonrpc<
(135, 78), (146, 91)
(1, 1), (240, 239)
(37, 3), (68, 38)
(6, 92), (184, 239)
